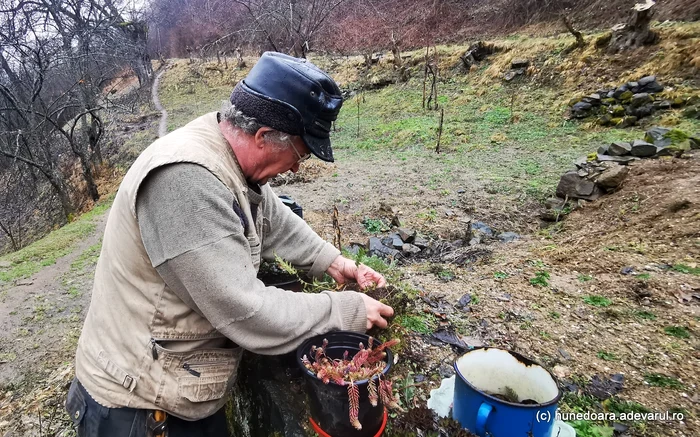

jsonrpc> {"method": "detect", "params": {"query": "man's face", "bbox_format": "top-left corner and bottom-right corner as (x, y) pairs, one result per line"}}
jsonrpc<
(252, 135), (311, 185)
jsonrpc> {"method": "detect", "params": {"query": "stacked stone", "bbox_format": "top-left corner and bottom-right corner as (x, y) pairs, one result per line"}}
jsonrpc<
(568, 76), (699, 127)
(552, 127), (699, 204)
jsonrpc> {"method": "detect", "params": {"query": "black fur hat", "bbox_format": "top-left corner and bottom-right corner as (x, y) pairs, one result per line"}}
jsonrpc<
(230, 52), (343, 162)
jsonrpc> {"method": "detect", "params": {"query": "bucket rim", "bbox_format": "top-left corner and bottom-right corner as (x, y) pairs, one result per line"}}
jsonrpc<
(453, 346), (562, 408)
(296, 331), (393, 386)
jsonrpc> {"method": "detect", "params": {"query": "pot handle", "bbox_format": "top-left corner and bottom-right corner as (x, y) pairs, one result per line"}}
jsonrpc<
(475, 402), (493, 436)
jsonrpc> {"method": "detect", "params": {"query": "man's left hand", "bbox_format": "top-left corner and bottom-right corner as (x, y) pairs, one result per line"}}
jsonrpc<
(326, 255), (387, 289)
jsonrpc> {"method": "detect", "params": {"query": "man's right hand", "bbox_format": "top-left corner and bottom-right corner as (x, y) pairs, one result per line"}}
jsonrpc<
(359, 293), (394, 330)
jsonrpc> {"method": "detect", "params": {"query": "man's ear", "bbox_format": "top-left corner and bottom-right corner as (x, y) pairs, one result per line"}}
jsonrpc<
(254, 127), (274, 148)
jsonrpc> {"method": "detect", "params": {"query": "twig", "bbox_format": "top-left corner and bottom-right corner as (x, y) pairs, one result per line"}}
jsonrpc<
(435, 108), (444, 153)
(356, 94), (361, 138)
(422, 46), (429, 109)
(333, 205), (342, 250)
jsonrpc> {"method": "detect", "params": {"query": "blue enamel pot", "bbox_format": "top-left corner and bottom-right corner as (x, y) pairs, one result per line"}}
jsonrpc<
(453, 348), (562, 437)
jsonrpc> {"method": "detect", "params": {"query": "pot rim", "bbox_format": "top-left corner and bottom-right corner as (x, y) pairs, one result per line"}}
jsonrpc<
(453, 346), (562, 408)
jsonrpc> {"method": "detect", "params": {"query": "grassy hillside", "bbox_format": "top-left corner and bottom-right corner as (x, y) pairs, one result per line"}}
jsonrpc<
(157, 23), (700, 204)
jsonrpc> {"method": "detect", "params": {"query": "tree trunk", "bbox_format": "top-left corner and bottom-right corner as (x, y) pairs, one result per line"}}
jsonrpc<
(79, 154), (100, 202)
(608, 0), (659, 53)
(46, 169), (75, 220)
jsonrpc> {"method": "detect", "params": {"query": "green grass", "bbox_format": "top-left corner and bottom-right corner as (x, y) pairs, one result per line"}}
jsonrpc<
(584, 295), (612, 307)
(644, 373), (684, 389)
(70, 240), (103, 271)
(664, 326), (690, 338)
(672, 264), (700, 275)
(0, 194), (114, 283)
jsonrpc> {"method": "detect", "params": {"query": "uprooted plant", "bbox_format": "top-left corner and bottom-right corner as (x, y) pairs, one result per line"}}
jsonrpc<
(301, 337), (403, 430)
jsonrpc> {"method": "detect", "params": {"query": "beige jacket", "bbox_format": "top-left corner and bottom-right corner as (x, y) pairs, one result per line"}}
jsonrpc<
(75, 112), (366, 420)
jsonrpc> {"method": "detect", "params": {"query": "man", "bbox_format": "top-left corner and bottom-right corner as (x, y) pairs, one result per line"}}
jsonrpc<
(66, 52), (394, 436)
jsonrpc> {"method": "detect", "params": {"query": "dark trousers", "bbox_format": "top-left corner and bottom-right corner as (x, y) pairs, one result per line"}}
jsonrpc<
(66, 378), (230, 437)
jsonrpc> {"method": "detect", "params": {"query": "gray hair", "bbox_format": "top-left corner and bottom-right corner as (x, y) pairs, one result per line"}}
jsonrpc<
(221, 102), (292, 150)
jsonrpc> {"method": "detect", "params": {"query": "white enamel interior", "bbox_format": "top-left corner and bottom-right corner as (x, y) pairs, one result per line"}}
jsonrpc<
(455, 349), (559, 404)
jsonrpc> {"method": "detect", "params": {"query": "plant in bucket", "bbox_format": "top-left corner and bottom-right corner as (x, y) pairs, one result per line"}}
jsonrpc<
(296, 331), (402, 437)
(452, 347), (568, 437)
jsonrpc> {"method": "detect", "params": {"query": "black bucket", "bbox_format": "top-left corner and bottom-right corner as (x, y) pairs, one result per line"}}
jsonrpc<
(279, 195), (303, 219)
(296, 331), (393, 437)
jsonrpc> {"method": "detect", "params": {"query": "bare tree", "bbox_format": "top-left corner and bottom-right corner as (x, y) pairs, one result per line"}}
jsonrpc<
(232, 0), (348, 57)
(0, 0), (151, 221)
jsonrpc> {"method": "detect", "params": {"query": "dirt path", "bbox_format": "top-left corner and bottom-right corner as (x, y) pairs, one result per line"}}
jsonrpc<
(0, 212), (107, 435)
(152, 69), (168, 138)
(0, 212), (107, 388)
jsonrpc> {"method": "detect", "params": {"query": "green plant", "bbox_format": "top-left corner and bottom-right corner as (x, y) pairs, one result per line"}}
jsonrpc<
(437, 269), (455, 281)
(362, 218), (387, 234)
(664, 326), (690, 338)
(395, 314), (432, 335)
(596, 351), (618, 361)
(549, 311), (561, 319)
(493, 271), (509, 279)
(570, 421), (614, 437)
(417, 209), (437, 222)
(604, 397), (650, 415)
(578, 274), (593, 282)
(672, 264), (700, 275)
(529, 270), (550, 287)
(584, 295), (612, 307)
(634, 310), (656, 320)
(301, 337), (402, 430)
(644, 373), (684, 389)
(636, 273), (651, 280)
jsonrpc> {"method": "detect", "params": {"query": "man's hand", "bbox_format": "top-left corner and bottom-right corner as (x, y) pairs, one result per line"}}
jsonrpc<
(359, 293), (394, 330)
(326, 255), (387, 289)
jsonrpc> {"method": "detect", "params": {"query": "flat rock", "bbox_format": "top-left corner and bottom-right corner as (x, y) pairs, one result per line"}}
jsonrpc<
(597, 144), (609, 155)
(0, 261), (11, 268)
(630, 92), (652, 108)
(368, 237), (401, 260)
(608, 141), (631, 156)
(498, 232), (520, 243)
(638, 75), (656, 86)
(413, 235), (429, 249)
(630, 139), (657, 157)
(397, 227), (415, 243)
(644, 126), (671, 146)
(511, 58), (530, 69)
(596, 163), (629, 189)
(572, 101), (592, 111)
(556, 171), (603, 200)
(470, 221), (494, 237)
(596, 154), (638, 164)
(654, 146), (676, 157)
(402, 243), (421, 254)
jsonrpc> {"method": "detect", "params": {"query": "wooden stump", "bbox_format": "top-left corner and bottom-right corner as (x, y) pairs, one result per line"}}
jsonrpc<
(608, 0), (659, 53)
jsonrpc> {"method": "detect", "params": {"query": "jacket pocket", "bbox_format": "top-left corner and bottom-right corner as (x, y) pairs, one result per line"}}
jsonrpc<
(66, 379), (87, 427)
(178, 373), (230, 403)
(147, 341), (242, 420)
